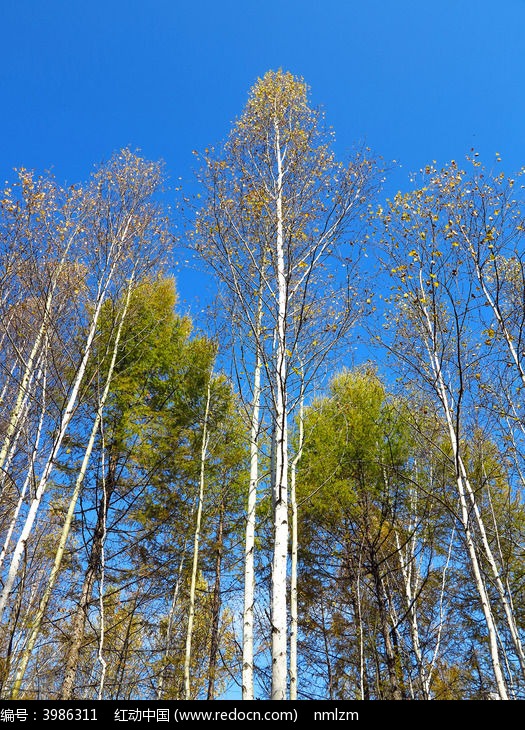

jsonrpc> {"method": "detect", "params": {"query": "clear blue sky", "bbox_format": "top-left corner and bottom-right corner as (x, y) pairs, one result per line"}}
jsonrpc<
(2, 0), (524, 312)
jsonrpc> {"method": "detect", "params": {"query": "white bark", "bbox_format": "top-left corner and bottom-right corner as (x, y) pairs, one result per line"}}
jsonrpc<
(96, 418), (109, 701)
(0, 231), (77, 478)
(419, 275), (509, 699)
(289, 377), (304, 700)
(0, 250), (120, 621)
(242, 303), (262, 701)
(184, 379), (211, 700)
(157, 551), (186, 700)
(271, 118), (289, 701)
(10, 272), (136, 698)
(0, 347), (47, 575)
(395, 528), (428, 697)
(462, 238), (525, 676)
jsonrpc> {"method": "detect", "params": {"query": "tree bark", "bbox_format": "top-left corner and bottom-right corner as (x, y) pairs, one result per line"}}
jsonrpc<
(61, 447), (118, 700)
(271, 117), (289, 701)
(207, 502), (224, 700)
(184, 379), (211, 700)
(242, 296), (262, 700)
(10, 271), (135, 699)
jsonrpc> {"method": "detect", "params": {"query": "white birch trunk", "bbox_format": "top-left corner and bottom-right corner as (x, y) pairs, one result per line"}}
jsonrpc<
(184, 379), (211, 700)
(289, 380), (304, 700)
(96, 420), (108, 701)
(395, 529), (429, 698)
(9, 272), (136, 698)
(0, 233), (77, 477)
(0, 254), (119, 621)
(157, 551), (186, 700)
(271, 118), (289, 701)
(0, 346), (45, 502)
(0, 348), (47, 575)
(419, 277), (509, 698)
(242, 307), (262, 701)
(462, 244), (525, 676)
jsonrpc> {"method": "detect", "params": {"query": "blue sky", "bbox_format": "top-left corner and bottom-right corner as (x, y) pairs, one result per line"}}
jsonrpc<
(2, 0), (524, 313)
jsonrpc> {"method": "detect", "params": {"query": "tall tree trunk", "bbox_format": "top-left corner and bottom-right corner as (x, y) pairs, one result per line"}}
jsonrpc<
(157, 551), (186, 699)
(369, 548), (404, 700)
(419, 280), (510, 699)
(347, 541), (370, 700)
(157, 550), (187, 699)
(184, 379), (211, 700)
(0, 349), (47, 576)
(10, 272), (135, 699)
(96, 418), (109, 701)
(114, 592), (140, 700)
(0, 234), (124, 623)
(242, 296), (262, 700)
(0, 230), (76, 478)
(320, 594), (334, 700)
(271, 115), (289, 702)
(289, 379), (304, 700)
(207, 502), (224, 700)
(61, 448), (118, 700)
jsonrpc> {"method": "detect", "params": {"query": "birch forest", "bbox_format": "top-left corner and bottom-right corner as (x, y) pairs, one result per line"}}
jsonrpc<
(2, 69), (525, 701)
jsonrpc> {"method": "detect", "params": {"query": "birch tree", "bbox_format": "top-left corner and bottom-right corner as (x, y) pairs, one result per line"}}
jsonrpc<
(381, 160), (525, 697)
(193, 69), (376, 700)
(0, 151), (169, 696)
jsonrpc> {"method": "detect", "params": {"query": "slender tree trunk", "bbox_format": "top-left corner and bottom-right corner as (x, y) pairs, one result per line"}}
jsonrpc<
(419, 279), (510, 698)
(242, 298), (262, 700)
(184, 379), (211, 700)
(0, 261), (117, 622)
(0, 238), (73, 477)
(369, 548), (403, 700)
(10, 273), (135, 698)
(96, 425), (109, 701)
(60, 448), (118, 700)
(395, 529), (429, 699)
(271, 116), (289, 702)
(289, 380), (304, 700)
(157, 551), (187, 699)
(0, 350), (47, 576)
(207, 502), (224, 700)
(320, 594), (334, 700)
(0, 346), (46, 501)
(347, 540), (369, 700)
(353, 572), (370, 700)
(114, 592), (140, 700)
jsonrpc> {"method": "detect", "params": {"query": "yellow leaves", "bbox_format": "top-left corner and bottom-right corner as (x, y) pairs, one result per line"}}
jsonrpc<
(483, 327), (496, 344)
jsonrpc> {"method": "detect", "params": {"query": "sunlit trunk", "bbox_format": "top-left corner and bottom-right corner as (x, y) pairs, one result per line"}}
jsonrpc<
(271, 118), (289, 701)
(184, 379), (211, 700)
(10, 272), (135, 699)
